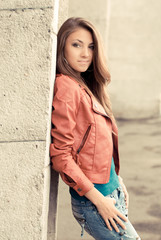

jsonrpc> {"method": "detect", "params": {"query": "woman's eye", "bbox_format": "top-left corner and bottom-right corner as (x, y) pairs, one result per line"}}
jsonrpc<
(72, 43), (81, 48)
(89, 45), (94, 50)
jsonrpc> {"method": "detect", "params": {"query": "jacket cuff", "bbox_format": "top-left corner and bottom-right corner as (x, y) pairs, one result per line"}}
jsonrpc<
(72, 179), (94, 196)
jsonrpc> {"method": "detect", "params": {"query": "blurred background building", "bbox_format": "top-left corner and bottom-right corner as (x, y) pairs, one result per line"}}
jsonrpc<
(68, 0), (161, 120)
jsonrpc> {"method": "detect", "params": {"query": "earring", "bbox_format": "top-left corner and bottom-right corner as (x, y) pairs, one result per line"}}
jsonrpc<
(64, 58), (69, 65)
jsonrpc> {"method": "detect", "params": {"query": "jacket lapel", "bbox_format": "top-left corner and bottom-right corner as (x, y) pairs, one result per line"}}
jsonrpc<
(91, 97), (109, 118)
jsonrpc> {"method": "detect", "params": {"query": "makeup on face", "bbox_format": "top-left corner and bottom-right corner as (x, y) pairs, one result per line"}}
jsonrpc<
(64, 28), (94, 74)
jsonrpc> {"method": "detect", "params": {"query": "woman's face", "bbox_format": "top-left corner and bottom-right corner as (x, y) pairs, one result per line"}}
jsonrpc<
(64, 28), (94, 75)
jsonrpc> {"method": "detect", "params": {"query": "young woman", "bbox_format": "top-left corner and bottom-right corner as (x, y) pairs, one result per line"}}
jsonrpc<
(50, 17), (141, 240)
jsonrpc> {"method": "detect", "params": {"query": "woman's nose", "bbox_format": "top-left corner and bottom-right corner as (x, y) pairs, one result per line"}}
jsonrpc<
(81, 47), (90, 57)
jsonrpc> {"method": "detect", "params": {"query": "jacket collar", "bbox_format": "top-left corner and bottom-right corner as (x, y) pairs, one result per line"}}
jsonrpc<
(91, 97), (118, 135)
(91, 97), (108, 118)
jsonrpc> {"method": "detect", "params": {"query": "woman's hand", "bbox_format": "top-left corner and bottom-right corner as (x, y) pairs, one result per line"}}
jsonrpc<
(118, 176), (129, 209)
(85, 187), (127, 233)
(95, 196), (127, 233)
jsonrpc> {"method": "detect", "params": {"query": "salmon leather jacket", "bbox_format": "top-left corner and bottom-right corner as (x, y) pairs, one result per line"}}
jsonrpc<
(50, 74), (120, 196)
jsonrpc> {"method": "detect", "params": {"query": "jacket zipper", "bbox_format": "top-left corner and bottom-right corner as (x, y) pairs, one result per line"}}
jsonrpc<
(77, 125), (91, 154)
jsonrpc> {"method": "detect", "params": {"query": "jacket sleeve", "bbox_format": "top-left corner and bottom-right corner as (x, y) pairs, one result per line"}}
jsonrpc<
(50, 76), (94, 196)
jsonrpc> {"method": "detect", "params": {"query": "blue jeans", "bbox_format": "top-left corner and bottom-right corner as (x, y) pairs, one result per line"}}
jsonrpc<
(71, 186), (141, 240)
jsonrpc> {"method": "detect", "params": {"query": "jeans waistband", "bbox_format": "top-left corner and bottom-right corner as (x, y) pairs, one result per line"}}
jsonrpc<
(71, 185), (122, 206)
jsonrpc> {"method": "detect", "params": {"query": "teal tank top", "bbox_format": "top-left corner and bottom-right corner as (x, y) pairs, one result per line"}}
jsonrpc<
(70, 157), (120, 201)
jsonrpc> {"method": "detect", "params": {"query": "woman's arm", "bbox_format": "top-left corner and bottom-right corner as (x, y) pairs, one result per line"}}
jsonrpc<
(118, 176), (129, 209)
(85, 187), (128, 233)
(50, 75), (94, 195)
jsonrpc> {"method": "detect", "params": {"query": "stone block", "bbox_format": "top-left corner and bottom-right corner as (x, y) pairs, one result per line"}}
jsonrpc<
(0, 141), (48, 240)
(0, 0), (54, 10)
(0, 8), (57, 142)
(0, 0), (67, 240)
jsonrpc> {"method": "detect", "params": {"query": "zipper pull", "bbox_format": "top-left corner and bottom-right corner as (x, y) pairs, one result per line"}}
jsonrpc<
(75, 153), (81, 166)
(73, 152), (81, 166)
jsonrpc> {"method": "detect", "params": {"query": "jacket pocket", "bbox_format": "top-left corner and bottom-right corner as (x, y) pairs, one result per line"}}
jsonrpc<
(77, 125), (91, 154)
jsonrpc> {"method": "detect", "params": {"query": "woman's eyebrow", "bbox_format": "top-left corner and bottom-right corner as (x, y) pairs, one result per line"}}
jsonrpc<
(73, 39), (83, 43)
(73, 39), (94, 45)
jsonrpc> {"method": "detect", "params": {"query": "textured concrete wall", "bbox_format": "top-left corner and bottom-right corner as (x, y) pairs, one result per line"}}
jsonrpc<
(108, 0), (161, 119)
(47, 2), (69, 240)
(0, 0), (65, 239)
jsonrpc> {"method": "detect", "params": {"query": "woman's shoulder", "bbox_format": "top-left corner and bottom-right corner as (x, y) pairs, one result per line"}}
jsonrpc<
(55, 74), (81, 90)
(54, 74), (82, 102)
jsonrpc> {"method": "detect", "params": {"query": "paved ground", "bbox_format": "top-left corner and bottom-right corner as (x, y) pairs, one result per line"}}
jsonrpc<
(57, 118), (161, 240)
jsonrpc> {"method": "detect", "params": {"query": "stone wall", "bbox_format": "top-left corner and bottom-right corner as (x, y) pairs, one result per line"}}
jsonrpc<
(48, 2), (69, 240)
(0, 0), (68, 239)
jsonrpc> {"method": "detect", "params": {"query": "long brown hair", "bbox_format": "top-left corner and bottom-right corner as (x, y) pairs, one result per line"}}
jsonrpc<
(56, 17), (114, 120)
